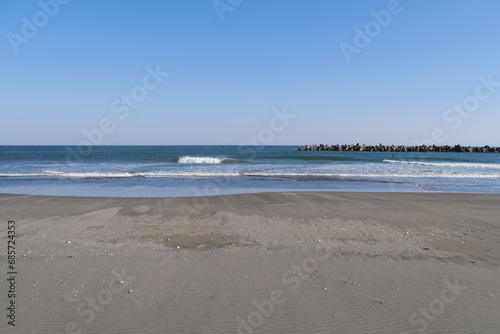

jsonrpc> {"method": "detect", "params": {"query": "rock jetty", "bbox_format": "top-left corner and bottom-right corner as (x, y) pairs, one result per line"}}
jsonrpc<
(297, 144), (500, 153)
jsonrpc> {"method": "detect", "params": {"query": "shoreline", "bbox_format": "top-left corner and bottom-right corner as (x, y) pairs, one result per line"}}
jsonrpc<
(1, 191), (499, 333)
(0, 188), (498, 199)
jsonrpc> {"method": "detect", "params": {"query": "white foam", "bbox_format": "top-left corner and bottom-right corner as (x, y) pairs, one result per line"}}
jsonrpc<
(177, 156), (224, 164)
(242, 172), (500, 178)
(0, 171), (241, 178)
(2, 167), (499, 179)
(383, 159), (500, 169)
(139, 171), (240, 177)
(43, 170), (64, 175)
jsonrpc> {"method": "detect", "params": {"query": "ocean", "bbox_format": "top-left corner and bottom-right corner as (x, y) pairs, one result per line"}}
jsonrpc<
(1, 145), (500, 197)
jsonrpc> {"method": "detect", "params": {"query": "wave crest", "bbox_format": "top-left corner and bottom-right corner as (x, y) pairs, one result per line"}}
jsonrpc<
(177, 156), (224, 164)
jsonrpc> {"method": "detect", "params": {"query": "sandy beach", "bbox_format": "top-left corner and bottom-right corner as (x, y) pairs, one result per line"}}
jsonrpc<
(1, 191), (499, 333)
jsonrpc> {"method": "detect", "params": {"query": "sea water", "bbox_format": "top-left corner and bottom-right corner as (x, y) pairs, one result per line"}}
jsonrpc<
(1, 146), (500, 197)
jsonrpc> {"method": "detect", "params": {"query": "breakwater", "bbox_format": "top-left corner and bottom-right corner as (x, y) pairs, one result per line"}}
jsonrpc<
(297, 144), (500, 153)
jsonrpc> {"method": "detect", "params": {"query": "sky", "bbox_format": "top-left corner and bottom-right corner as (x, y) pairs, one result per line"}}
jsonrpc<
(1, 0), (500, 146)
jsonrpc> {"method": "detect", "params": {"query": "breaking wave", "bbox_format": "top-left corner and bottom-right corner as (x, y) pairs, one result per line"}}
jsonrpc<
(176, 156), (245, 164)
(383, 160), (500, 169)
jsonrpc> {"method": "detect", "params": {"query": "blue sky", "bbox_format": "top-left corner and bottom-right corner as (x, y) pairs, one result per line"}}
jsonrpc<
(1, 0), (499, 145)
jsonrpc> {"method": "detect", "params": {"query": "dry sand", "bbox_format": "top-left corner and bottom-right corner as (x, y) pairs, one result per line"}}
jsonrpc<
(0, 192), (499, 333)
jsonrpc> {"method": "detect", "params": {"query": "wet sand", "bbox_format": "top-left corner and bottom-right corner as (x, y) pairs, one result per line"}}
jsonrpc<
(0, 192), (499, 333)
